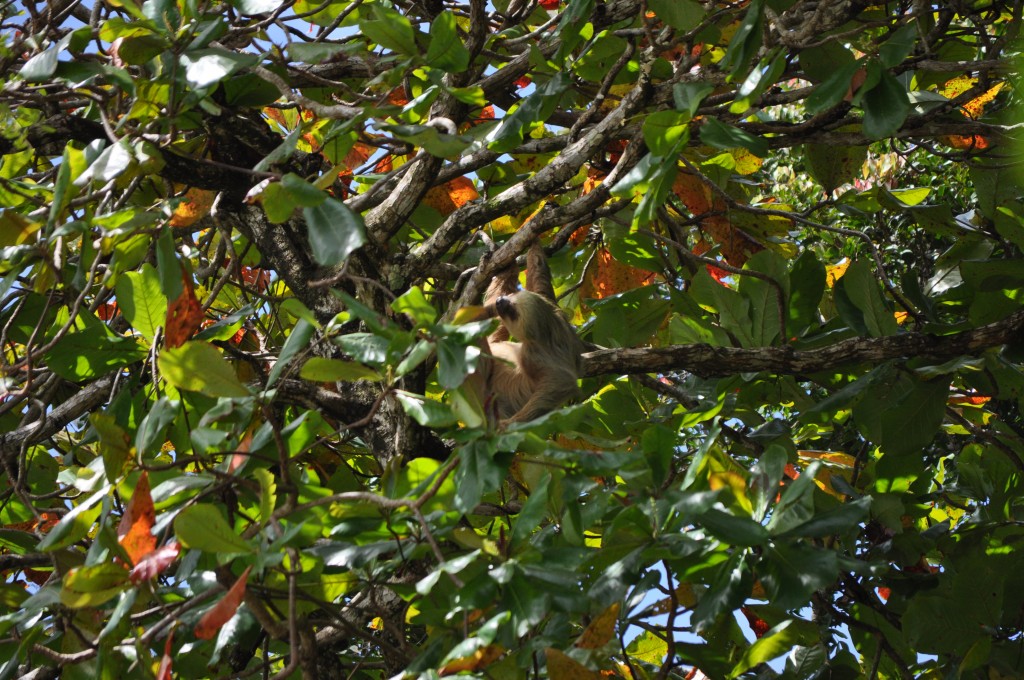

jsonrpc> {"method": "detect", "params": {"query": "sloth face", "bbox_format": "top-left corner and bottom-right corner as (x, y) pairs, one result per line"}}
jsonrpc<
(495, 291), (563, 344)
(495, 295), (518, 323)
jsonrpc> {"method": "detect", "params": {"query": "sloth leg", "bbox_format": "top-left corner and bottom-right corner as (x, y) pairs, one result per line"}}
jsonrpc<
(525, 242), (556, 302)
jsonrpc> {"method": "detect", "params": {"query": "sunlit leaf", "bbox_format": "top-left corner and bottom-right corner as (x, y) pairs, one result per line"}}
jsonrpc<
(158, 341), (250, 398)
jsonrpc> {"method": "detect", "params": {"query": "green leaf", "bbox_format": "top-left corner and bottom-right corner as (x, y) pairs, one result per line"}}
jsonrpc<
(720, 0), (763, 77)
(836, 260), (897, 337)
(787, 251), (826, 336)
(760, 542), (839, 610)
(806, 61), (861, 114)
(74, 141), (135, 186)
(699, 118), (767, 157)
(20, 47), (61, 82)
(116, 33), (167, 65)
(60, 563), (130, 608)
(861, 69), (910, 139)
(298, 357), (382, 382)
(395, 390), (458, 428)
(774, 496), (872, 538)
(287, 42), (346, 63)
(45, 325), (147, 381)
(698, 508), (768, 546)
(303, 197), (367, 266)
(804, 142), (867, 195)
(426, 11), (470, 72)
(391, 286), (436, 326)
(647, 0), (703, 30)
(115, 264), (167, 342)
(180, 48), (259, 89)
(878, 376), (949, 456)
(879, 22), (918, 69)
(266, 318), (315, 387)
(382, 124), (473, 157)
(254, 468), (276, 526)
(158, 341), (250, 398)
(230, 0), (280, 15)
(135, 397), (179, 455)
(673, 82), (714, 118)
(729, 621), (799, 678)
(361, 5), (418, 55)
(691, 552), (753, 633)
(642, 110), (690, 156)
(38, 485), (110, 551)
(436, 337), (481, 389)
(454, 439), (503, 513)
(486, 72), (571, 153)
(174, 503), (255, 553)
(280, 173), (328, 207)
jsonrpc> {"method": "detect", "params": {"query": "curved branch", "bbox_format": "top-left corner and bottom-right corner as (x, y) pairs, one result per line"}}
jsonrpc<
(582, 310), (1024, 378)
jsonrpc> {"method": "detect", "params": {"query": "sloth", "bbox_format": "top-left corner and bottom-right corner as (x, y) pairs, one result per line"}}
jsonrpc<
(468, 243), (585, 427)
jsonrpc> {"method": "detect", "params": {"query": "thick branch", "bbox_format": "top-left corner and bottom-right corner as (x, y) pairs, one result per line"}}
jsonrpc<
(582, 311), (1024, 378)
(0, 374), (116, 459)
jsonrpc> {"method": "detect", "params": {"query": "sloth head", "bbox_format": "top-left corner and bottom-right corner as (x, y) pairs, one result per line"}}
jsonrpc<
(493, 290), (575, 349)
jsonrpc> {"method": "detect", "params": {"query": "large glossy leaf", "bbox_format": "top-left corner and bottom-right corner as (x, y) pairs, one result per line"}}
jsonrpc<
(303, 197), (367, 266)
(115, 263), (167, 342)
(174, 504), (254, 554)
(158, 341), (250, 397)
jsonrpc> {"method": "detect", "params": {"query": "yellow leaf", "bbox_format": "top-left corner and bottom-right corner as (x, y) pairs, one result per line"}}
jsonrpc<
(649, 583), (698, 614)
(546, 648), (602, 679)
(169, 187), (215, 228)
(731, 147), (763, 175)
(452, 305), (488, 324)
(576, 603), (620, 649)
(825, 259), (849, 287)
(440, 644), (504, 676)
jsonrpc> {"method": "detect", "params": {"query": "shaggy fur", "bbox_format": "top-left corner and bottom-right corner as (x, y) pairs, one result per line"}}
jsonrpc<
(472, 244), (584, 426)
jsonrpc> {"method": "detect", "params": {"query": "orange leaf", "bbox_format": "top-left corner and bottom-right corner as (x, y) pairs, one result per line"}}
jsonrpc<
(130, 541), (181, 583)
(546, 648), (602, 679)
(672, 172), (713, 215)
(580, 248), (657, 301)
(194, 566), (252, 640)
(439, 644), (505, 675)
(117, 472), (156, 566)
(576, 602), (620, 648)
(164, 278), (205, 349)
(949, 394), (991, 406)
(169, 187), (215, 229)
(97, 301), (119, 321)
(156, 630), (174, 680)
(422, 177), (479, 216)
(228, 430), (254, 473)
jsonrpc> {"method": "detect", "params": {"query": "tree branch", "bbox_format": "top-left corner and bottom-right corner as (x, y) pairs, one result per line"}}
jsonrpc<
(582, 311), (1024, 378)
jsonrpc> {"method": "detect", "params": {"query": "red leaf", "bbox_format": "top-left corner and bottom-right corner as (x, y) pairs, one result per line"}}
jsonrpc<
(129, 541), (181, 583)
(117, 472), (156, 566)
(740, 606), (770, 639)
(164, 277), (205, 349)
(156, 631), (174, 680)
(194, 566), (252, 640)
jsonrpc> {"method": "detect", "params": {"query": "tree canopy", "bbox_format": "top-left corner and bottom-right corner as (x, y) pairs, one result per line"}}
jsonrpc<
(1, 0), (1023, 678)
